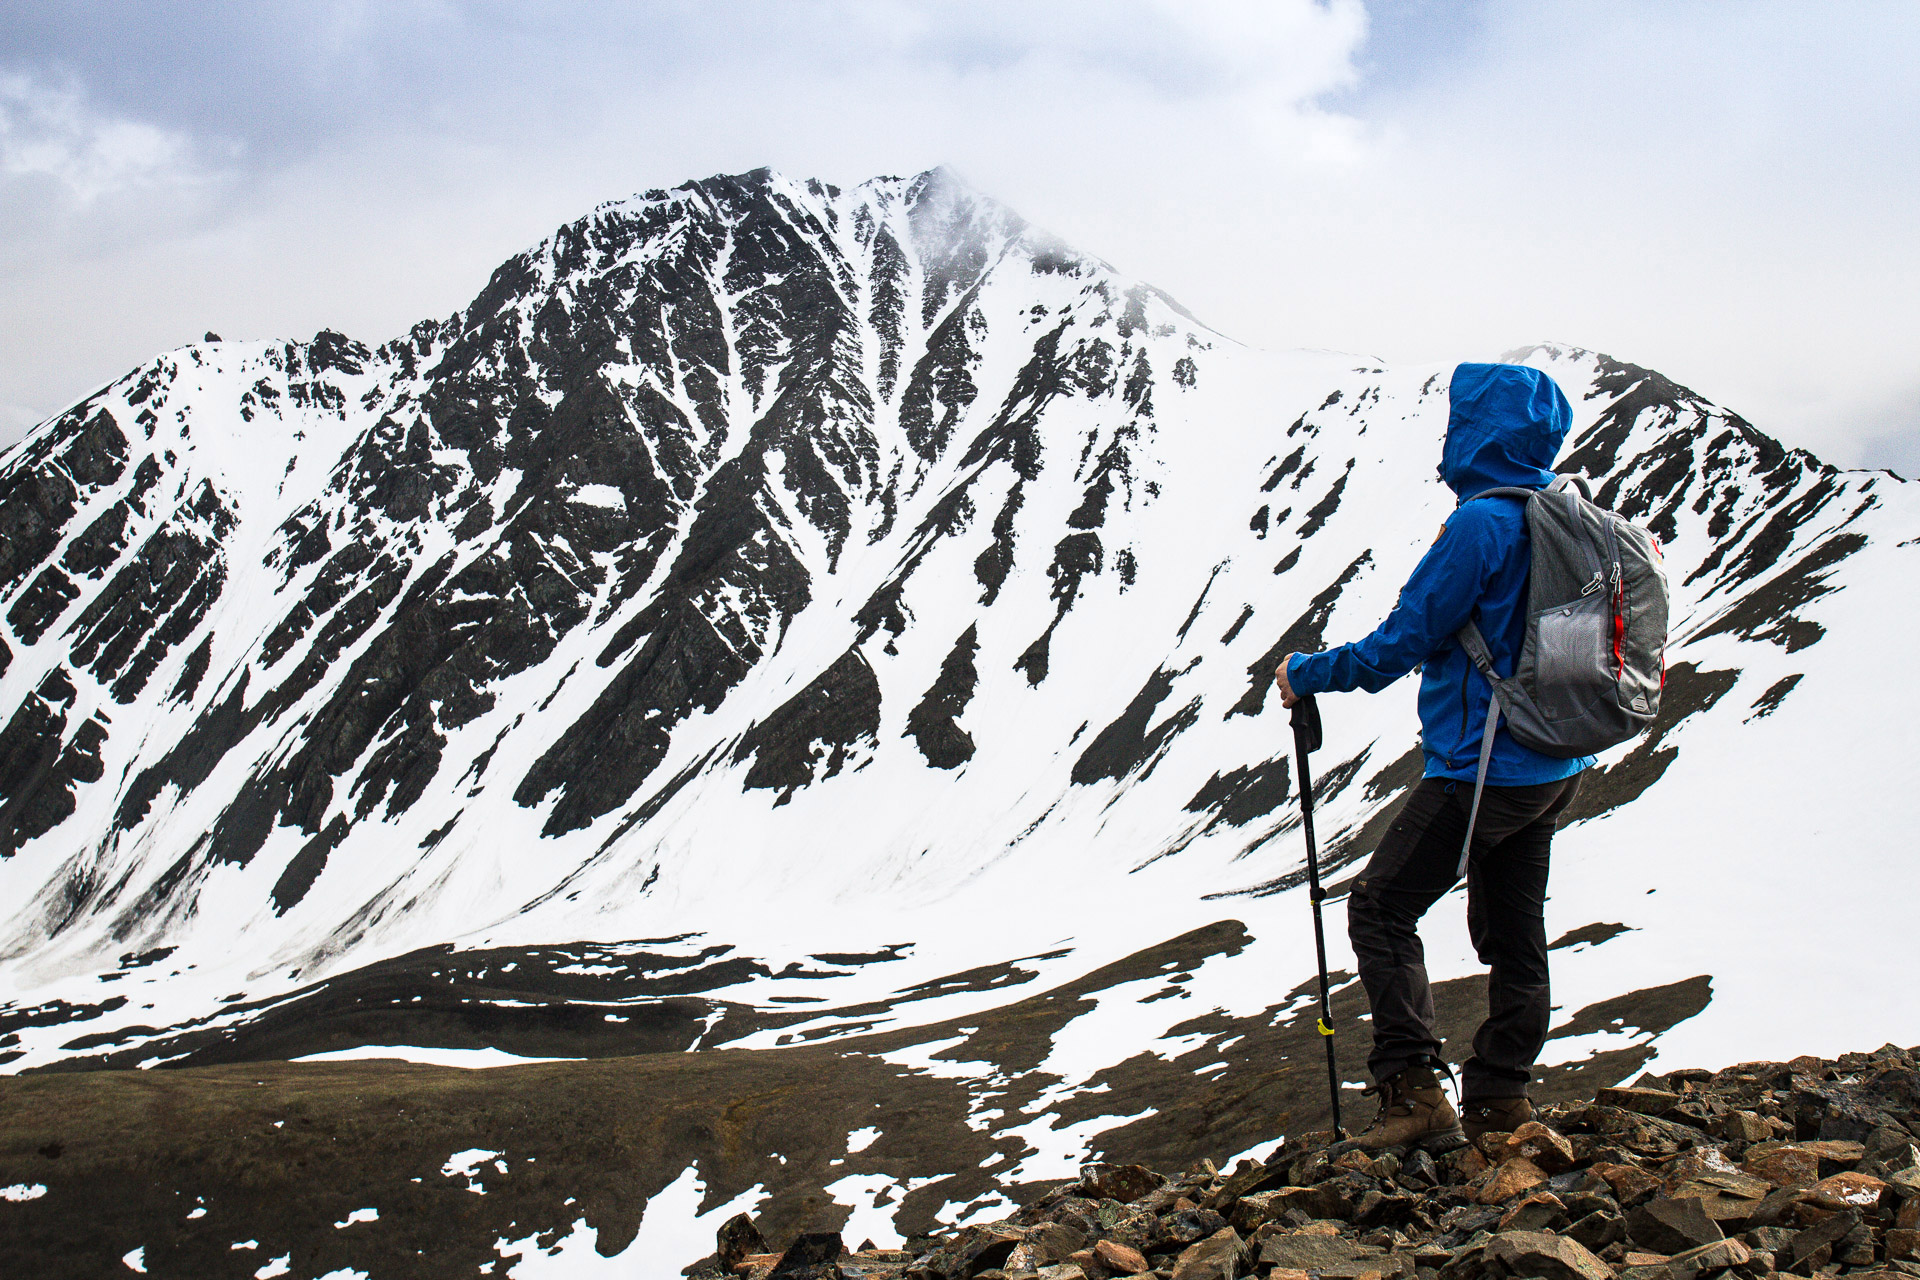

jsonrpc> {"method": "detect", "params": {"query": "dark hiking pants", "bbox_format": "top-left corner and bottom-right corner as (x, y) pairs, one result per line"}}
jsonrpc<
(1347, 773), (1582, 1101)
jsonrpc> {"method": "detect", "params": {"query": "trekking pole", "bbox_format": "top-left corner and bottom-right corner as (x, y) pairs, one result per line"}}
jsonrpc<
(1290, 694), (1344, 1138)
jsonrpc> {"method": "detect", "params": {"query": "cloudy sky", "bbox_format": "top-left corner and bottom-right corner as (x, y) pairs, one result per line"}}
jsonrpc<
(3, 1), (1916, 470)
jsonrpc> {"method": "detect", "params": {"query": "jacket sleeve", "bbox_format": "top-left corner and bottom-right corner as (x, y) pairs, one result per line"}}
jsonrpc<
(1286, 508), (1499, 696)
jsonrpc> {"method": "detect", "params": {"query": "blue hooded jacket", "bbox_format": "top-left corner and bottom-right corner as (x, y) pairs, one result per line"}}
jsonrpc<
(1286, 363), (1593, 786)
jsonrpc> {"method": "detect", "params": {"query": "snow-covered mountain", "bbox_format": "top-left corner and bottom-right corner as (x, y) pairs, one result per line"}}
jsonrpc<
(2, 167), (1916, 1253)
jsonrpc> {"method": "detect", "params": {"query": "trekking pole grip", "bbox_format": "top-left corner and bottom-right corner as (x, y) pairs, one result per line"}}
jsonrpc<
(1290, 693), (1322, 754)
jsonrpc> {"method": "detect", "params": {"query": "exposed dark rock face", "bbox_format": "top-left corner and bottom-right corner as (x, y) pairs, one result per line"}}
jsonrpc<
(906, 624), (980, 769)
(735, 648), (883, 802)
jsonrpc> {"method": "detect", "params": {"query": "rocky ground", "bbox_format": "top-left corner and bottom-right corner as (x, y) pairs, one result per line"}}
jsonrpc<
(686, 1044), (1920, 1280)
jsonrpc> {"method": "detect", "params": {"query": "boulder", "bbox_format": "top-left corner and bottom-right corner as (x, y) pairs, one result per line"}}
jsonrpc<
(1500, 1122), (1577, 1173)
(1591, 1161), (1663, 1206)
(1566, 1208), (1625, 1253)
(1011, 1223), (1088, 1268)
(1092, 1239), (1149, 1274)
(719, 1214), (771, 1273)
(1803, 1170), (1885, 1209)
(1785, 1209), (1859, 1271)
(1598, 1087), (1684, 1117)
(1481, 1230), (1614, 1280)
(1886, 1228), (1920, 1262)
(1626, 1197), (1724, 1254)
(1170, 1227), (1249, 1280)
(769, 1231), (846, 1280)
(1475, 1155), (1548, 1204)
(1666, 1237), (1751, 1279)
(1077, 1164), (1166, 1204)
(1257, 1231), (1382, 1271)
(1496, 1191), (1568, 1233)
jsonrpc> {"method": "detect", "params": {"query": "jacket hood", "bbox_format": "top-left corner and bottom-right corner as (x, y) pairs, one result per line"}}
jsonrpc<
(1441, 363), (1572, 499)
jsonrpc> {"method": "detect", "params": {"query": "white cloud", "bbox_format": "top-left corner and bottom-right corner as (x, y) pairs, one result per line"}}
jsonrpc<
(0, 74), (199, 203)
(0, 1), (1915, 469)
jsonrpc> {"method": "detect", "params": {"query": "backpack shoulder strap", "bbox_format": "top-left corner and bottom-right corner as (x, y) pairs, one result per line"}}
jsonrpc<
(1454, 621), (1504, 878)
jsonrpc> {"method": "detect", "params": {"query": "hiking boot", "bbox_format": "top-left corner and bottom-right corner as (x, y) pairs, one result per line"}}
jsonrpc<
(1461, 1096), (1534, 1142)
(1340, 1062), (1467, 1155)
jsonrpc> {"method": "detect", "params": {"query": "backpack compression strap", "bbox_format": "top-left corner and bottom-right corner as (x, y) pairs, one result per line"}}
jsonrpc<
(1454, 621), (1505, 878)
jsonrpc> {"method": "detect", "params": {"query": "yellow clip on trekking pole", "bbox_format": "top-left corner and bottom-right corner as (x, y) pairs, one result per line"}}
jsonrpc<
(1291, 694), (1344, 1137)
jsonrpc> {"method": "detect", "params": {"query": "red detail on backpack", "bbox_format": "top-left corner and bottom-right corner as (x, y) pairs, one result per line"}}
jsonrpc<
(1612, 579), (1627, 678)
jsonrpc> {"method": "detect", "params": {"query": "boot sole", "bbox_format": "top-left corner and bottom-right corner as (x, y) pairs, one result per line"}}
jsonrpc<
(1414, 1124), (1468, 1154)
(1324, 1123), (1468, 1158)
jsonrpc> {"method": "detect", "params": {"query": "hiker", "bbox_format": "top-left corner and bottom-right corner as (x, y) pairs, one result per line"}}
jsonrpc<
(1273, 362), (1592, 1153)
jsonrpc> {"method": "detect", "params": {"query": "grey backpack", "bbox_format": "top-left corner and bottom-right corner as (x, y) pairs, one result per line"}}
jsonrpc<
(1453, 475), (1669, 872)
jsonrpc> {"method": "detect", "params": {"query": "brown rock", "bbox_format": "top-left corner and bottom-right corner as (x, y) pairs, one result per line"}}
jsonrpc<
(736, 1254), (782, 1280)
(719, 1215), (772, 1272)
(1714, 1110), (1773, 1142)
(1035, 1266), (1088, 1280)
(1079, 1164), (1166, 1204)
(1497, 1191), (1568, 1233)
(1593, 1161), (1663, 1205)
(1331, 1149), (1376, 1175)
(1898, 1195), (1920, 1230)
(1476, 1155), (1548, 1204)
(1092, 1239), (1149, 1274)
(1257, 1233), (1378, 1271)
(1666, 1238), (1751, 1279)
(1442, 1145), (1491, 1182)
(1626, 1197), (1724, 1254)
(1170, 1227), (1248, 1280)
(1482, 1230), (1614, 1280)
(1265, 1271), (1312, 1280)
(1803, 1171), (1885, 1209)
(1227, 1190), (1283, 1235)
(1598, 1086), (1684, 1116)
(1006, 1228), (1084, 1271)
(1743, 1143), (1822, 1188)
(1501, 1121), (1577, 1173)
(1887, 1228), (1920, 1262)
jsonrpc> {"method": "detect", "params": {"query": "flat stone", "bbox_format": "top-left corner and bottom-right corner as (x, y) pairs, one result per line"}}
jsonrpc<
(1786, 1209), (1860, 1269)
(1666, 1237), (1751, 1279)
(1598, 1087), (1684, 1116)
(1714, 1110), (1774, 1142)
(1898, 1194), (1920, 1230)
(1078, 1164), (1166, 1204)
(1092, 1239), (1149, 1274)
(1887, 1228), (1920, 1262)
(1170, 1227), (1248, 1280)
(1034, 1267), (1086, 1280)
(1804, 1170), (1885, 1209)
(1593, 1161), (1664, 1205)
(1481, 1230), (1614, 1280)
(1018, 1224), (1088, 1268)
(1258, 1233), (1379, 1271)
(1627, 1197), (1724, 1254)
(1566, 1208), (1625, 1254)
(1501, 1122), (1577, 1174)
(1475, 1155), (1548, 1204)
(1497, 1191), (1568, 1233)
(1742, 1143), (1822, 1188)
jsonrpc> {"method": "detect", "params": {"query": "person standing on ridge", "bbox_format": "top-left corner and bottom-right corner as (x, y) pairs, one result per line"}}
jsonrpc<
(1273, 362), (1592, 1153)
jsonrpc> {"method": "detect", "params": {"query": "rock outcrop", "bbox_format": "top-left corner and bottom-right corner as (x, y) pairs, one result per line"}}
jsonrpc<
(685, 1044), (1920, 1280)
